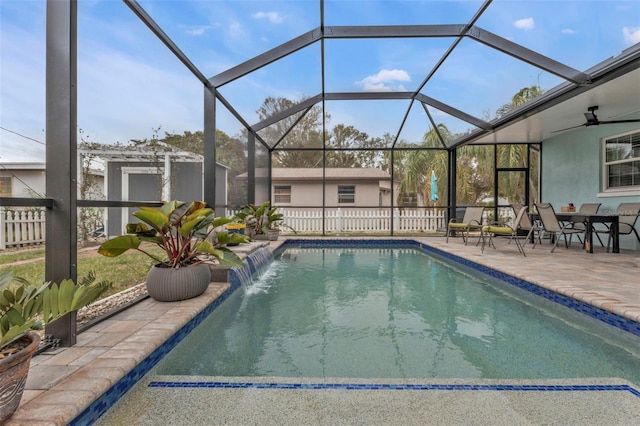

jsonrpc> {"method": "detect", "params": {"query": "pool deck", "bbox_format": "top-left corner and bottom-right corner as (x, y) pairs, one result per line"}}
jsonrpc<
(8, 236), (640, 425)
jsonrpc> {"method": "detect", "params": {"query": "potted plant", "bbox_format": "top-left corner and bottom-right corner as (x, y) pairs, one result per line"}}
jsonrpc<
(234, 201), (295, 241)
(0, 270), (111, 422)
(97, 200), (249, 302)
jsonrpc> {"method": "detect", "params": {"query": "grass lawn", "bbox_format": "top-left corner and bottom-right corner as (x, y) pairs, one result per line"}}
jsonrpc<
(0, 244), (165, 298)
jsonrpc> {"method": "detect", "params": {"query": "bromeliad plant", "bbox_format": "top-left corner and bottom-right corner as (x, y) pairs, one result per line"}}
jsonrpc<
(98, 200), (249, 268)
(0, 270), (111, 355)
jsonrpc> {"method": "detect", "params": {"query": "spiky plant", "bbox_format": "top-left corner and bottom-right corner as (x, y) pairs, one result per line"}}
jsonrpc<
(0, 270), (111, 355)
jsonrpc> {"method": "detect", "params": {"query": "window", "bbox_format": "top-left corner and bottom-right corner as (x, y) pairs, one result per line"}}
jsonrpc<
(604, 131), (640, 190)
(338, 185), (355, 203)
(0, 177), (11, 197)
(273, 185), (291, 204)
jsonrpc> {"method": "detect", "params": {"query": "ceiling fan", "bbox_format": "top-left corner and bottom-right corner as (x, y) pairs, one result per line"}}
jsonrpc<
(552, 106), (640, 133)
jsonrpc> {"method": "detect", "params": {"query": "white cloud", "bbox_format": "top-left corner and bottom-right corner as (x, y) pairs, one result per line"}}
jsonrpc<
(561, 28), (576, 35)
(185, 26), (212, 36)
(514, 18), (535, 31)
(252, 11), (283, 24)
(623, 27), (640, 45)
(229, 21), (245, 38)
(356, 69), (411, 92)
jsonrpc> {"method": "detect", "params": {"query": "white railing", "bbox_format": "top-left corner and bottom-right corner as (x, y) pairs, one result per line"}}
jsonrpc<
(231, 207), (446, 234)
(0, 208), (46, 249)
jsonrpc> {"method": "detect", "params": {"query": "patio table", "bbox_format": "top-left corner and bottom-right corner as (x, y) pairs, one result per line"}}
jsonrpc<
(530, 212), (620, 253)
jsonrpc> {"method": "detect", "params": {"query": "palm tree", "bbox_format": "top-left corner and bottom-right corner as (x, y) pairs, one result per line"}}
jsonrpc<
(495, 84), (544, 204)
(398, 125), (449, 206)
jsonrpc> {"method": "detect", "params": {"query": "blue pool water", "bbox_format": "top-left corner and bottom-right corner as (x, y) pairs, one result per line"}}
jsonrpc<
(154, 245), (640, 383)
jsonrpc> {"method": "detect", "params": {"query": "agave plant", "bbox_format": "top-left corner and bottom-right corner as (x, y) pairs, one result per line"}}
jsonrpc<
(98, 200), (249, 268)
(0, 270), (111, 353)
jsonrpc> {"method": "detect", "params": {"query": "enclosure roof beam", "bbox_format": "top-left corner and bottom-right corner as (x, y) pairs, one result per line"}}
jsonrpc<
(323, 24), (466, 38)
(447, 46), (640, 150)
(271, 107), (314, 150)
(414, 93), (492, 130)
(210, 29), (323, 87)
(325, 92), (414, 101)
(124, 0), (211, 87)
(252, 95), (323, 132)
(467, 26), (593, 85)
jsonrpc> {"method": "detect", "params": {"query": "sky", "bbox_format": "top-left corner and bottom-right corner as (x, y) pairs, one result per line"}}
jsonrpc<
(1, 0), (639, 162)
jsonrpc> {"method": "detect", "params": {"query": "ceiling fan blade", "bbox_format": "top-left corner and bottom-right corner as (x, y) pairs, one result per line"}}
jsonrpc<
(551, 123), (586, 133)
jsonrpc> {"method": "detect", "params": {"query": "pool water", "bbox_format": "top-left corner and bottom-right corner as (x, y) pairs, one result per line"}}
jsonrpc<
(155, 247), (640, 383)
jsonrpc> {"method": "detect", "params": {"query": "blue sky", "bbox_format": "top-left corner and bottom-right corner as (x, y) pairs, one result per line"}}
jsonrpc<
(1, 0), (639, 161)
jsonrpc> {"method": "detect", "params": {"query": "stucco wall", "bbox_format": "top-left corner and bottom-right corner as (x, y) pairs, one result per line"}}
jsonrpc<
(273, 181), (387, 207)
(0, 170), (45, 197)
(542, 117), (640, 250)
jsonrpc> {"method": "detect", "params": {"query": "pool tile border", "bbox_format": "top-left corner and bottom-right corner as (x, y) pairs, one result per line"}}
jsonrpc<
(70, 239), (640, 425)
(146, 381), (640, 398)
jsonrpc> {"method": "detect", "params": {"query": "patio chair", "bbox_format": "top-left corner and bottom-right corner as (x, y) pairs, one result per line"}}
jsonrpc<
(481, 206), (528, 256)
(446, 206), (485, 245)
(533, 203), (583, 253)
(593, 203), (640, 252)
(511, 203), (542, 247)
(569, 203), (602, 246)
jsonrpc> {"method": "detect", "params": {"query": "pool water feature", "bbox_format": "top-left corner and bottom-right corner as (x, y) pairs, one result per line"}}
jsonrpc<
(153, 244), (640, 383)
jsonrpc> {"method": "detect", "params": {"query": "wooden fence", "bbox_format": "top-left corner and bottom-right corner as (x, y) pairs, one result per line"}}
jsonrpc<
(0, 208), (46, 249)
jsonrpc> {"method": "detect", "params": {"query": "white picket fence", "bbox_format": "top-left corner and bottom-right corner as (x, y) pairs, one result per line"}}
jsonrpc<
(252, 207), (446, 234)
(0, 208), (46, 249)
(1, 207), (446, 249)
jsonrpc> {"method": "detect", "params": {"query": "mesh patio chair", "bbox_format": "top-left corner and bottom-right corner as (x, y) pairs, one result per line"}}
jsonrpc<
(511, 203), (542, 247)
(593, 203), (640, 252)
(446, 206), (485, 245)
(481, 206), (528, 256)
(533, 203), (583, 253)
(569, 203), (602, 246)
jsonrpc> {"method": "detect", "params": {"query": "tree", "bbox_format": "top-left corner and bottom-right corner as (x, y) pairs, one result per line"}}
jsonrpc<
(77, 130), (107, 244)
(325, 124), (372, 167)
(496, 84), (544, 118)
(396, 125), (449, 206)
(494, 84), (544, 204)
(254, 96), (327, 168)
(161, 129), (248, 207)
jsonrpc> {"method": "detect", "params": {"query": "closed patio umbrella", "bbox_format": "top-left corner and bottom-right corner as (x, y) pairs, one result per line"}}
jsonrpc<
(430, 171), (439, 203)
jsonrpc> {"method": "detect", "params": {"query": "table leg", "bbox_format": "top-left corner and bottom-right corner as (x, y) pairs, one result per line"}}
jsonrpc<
(585, 220), (593, 253)
(612, 220), (619, 253)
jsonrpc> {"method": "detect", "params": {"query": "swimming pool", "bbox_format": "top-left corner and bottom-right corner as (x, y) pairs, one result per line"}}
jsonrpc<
(76, 240), (640, 422)
(151, 244), (640, 382)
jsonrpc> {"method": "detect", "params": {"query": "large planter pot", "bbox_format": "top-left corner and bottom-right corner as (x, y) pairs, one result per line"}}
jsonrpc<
(0, 332), (41, 423)
(145, 263), (211, 302)
(268, 229), (280, 241)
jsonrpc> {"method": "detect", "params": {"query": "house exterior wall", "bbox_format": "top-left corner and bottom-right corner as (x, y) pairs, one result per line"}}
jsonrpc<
(271, 181), (389, 207)
(0, 169), (46, 197)
(542, 118), (640, 250)
(0, 167), (104, 199)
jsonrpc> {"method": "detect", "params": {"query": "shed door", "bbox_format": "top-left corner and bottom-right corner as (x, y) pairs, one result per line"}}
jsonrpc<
(121, 167), (162, 226)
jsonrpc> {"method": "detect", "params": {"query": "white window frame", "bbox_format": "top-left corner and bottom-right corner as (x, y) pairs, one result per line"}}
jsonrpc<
(599, 129), (640, 198)
(0, 176), (11, 197)
(338, 185), (355, 204)
(273, 185), (291, 204)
